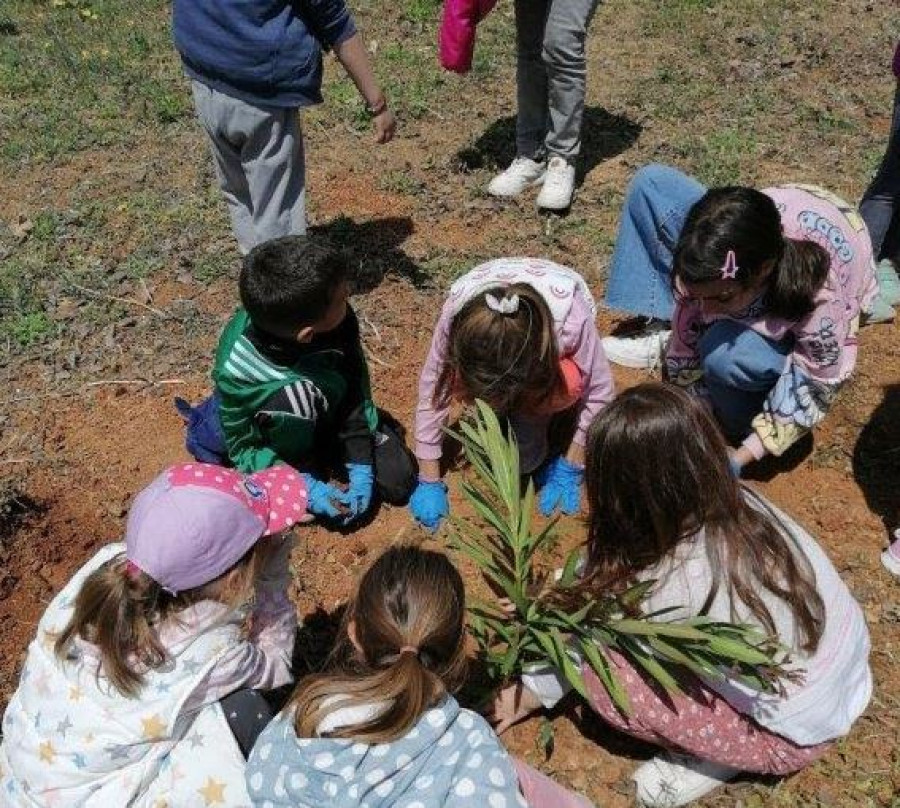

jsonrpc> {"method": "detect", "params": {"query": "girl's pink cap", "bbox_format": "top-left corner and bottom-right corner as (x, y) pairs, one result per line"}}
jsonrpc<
(125, 463), (307, 593)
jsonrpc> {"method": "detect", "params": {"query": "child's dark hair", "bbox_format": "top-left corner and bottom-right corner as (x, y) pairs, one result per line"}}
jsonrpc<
(433, 283), (562, 415)
(673, 187), (829, 320)
(54, 549), (260, 697)
(239, 236), (349, 335)
(290, 545), (467, 744)
(583, 383), (825, 654)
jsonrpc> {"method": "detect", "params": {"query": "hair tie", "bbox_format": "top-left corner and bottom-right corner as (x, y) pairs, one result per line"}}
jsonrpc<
(720, 250), (739, 280)
(398, 645), (419, 656)
(485, 293), (520, 316)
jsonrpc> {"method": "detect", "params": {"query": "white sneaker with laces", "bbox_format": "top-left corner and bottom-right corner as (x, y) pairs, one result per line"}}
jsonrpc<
(881, 530), (900, 577)
(536, 155), (576, 210)
(487, 157), (546, 198)
(602, 320), (672, 370)
(633, 752), (741, 807)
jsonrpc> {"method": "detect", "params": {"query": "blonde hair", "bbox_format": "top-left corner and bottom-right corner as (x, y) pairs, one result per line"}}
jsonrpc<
(54, 548), (261, 698)
(290, 545), (467, 744)
(434, 283), (562, 415)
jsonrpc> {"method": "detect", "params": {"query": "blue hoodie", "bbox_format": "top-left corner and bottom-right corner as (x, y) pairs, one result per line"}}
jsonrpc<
(246, 696), (529, 808)
(172, 0), (357, 108)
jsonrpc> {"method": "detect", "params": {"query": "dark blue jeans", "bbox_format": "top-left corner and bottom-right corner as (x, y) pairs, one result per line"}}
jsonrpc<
(860, 85), (900, 259)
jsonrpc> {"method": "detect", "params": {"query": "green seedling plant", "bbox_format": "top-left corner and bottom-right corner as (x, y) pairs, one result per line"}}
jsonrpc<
(449, 400), (788, 715)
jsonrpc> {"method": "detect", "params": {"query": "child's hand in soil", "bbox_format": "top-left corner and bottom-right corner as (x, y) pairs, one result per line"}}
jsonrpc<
(342, 463), (374, 523)
(409, 479), (449, 531)
(302, 474), (348, 519)
(485, 680), (543, 734)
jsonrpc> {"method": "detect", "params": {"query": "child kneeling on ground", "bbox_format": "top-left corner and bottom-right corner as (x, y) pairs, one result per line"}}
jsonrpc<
(179, 237), (417, 525)
(410, 257), (614, 531)
(0, 463), (306, 806)
(246, 544), (593, 807)
(489, 384), (872, 807)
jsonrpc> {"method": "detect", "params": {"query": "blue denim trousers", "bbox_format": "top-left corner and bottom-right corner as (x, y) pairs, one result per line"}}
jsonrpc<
(699, 320), (793, 441)
(603, 164), (707, 320)
(859, 85), (900, 259)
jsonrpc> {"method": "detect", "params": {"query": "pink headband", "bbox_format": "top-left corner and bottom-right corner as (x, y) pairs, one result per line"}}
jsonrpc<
(720, 250), (739, 280)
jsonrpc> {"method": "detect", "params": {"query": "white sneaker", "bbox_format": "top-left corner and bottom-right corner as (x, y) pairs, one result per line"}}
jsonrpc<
(536, 155), (576, 210)
(602, 320), (671, 369)
(882, 531), (900, 577)
(487, 157), (546, 198)
(633, 752), (741, 807)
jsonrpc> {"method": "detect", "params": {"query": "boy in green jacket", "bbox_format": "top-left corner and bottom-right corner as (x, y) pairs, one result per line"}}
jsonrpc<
(202, 237), (416, 522)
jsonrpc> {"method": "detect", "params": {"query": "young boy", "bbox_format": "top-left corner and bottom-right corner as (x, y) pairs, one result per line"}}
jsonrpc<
(172, 0), (395, 254)
(197, 237), (417, 522)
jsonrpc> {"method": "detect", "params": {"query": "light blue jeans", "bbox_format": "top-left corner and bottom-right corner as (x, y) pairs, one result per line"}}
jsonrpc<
(604, 164), (707, 320)
(699, 320), (793, 441)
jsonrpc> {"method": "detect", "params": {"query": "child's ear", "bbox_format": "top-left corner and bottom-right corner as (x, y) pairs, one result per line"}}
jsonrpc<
(295, 326), (315, 343)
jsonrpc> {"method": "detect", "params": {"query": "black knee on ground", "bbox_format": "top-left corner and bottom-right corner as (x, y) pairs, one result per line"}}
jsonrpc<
(373, 415), (418, 505)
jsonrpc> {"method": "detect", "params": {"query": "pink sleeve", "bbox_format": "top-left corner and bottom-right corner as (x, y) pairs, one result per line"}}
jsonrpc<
(438, 0), (498, 74)
(414, 299), (455, 462)
(563, 290), (615, 447)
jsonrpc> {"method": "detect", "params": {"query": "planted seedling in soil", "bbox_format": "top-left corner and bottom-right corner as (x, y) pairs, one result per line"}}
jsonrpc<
(448, 401), (788, 716)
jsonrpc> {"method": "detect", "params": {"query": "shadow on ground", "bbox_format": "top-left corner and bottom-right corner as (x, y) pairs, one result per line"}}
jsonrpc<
(454, 107), (642, 183)
(853, 382), (900, 536)
(311, 216), (427, 291)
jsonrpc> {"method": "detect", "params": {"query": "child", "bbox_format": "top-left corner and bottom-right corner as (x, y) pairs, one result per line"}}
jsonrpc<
(0, 462), (306, 806)
(859, 41), (900, 309)
(482, 0), (602, 210)
(245, 544), (593, 808)
(410, 257), (614, 531)
(183, 237), (417, 523)
(172, 0), (395, 254)
(489, 383), (872, 807)
(601, 164), (879, 474)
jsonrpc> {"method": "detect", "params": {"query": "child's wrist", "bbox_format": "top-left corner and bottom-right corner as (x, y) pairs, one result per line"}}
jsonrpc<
(365, 94), (388, 116)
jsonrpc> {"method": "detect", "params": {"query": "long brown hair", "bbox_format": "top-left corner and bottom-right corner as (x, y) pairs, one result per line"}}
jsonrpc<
(584, 383), (825, 653)
(54, 548), (261, 698)
(674, 187), (829, 320)
(433, 283), (563, 415)
(291, 545), (467, 744)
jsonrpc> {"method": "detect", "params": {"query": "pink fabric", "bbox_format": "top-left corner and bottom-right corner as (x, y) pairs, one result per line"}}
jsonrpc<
(513, 758), (594, 808)
(415, 282), (613, 462)
(583, 651), (830, 776)
(439, 0), (499, 74)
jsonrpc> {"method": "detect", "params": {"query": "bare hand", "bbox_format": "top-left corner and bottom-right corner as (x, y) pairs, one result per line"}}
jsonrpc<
(484, 681), (542, 734)
(373, 108), (396, 144)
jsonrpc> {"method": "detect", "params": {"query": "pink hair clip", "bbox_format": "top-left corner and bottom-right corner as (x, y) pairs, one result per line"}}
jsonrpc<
(720, 250), (739, 280)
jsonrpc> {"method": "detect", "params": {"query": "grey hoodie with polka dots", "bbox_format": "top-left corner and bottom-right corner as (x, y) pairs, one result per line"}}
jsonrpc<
(245, 695), (528, 808)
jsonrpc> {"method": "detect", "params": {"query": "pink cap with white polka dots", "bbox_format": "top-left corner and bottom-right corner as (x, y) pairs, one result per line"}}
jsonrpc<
(125, 463), (307, 593)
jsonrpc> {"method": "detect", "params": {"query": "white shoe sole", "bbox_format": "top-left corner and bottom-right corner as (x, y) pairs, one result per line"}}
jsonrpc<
(882, 547), (900, 577)
(601, 336), (668, 370)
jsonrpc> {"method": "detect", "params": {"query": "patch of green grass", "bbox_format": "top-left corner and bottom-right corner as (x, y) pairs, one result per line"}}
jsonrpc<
(401, 0), (441, 25)
(689, 128), (759, 186)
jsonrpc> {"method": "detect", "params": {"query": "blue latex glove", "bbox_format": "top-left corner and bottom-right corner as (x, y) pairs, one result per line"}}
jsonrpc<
(343, 463), (375, 522)
(174, 393), (227, 465)
(536, 456), (584, 516)
(301, 473), (347, 519)
(409, 479), (449, 532)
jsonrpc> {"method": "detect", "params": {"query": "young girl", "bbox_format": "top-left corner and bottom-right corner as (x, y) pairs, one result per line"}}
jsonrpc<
(245, 544), (593, 807)
(601, 163), (879, 473)
(0, 463), (306, 807)
(489, 384), (872, 807)
(409, 257), (615, 531)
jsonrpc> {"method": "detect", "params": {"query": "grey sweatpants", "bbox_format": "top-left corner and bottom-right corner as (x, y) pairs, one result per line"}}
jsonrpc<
(514, 0), (602, 162)
(191, 81), (306, 255)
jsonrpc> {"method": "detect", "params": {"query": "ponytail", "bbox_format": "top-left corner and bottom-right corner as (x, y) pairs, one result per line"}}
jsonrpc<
(55, 548), (259, 697)
(767, 238), (830, 320)
(54, 556), (173, 697)
(291, 546), (467, 744)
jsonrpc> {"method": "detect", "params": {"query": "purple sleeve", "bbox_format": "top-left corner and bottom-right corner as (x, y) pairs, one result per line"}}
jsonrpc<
(564, 290), (615, 447)
(414, 299), (455, 462)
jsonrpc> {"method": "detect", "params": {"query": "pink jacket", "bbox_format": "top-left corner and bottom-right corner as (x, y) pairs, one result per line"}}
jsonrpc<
(439, 0), (498, 73)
